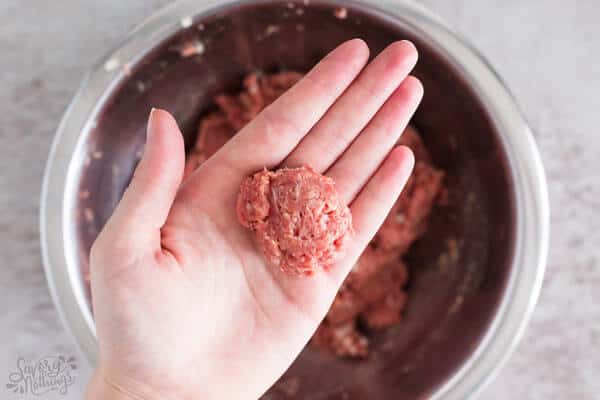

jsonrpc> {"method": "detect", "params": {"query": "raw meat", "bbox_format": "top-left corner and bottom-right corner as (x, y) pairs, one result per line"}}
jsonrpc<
(237, 166), (353, 276)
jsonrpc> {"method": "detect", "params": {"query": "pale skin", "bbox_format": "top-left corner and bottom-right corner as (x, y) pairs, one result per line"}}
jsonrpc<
(86, 39), (422, 399)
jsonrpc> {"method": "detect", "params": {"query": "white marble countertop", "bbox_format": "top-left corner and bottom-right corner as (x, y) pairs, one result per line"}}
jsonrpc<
(1, 1), (597, 398)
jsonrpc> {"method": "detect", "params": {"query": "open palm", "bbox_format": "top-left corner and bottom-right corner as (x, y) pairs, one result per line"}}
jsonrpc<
(88, 39), (422, 400)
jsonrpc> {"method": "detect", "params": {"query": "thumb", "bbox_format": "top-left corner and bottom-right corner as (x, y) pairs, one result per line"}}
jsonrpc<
(101, 108), (185, 249)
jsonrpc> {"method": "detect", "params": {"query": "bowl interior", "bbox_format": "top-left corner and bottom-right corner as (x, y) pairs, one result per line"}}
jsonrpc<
(73, 1), (515, 398)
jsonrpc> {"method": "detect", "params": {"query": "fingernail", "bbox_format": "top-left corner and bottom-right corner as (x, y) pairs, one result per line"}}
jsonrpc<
(147, 107), (157, 140)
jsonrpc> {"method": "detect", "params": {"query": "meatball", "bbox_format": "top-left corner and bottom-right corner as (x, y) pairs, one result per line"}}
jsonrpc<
(237, 166), (353, 276)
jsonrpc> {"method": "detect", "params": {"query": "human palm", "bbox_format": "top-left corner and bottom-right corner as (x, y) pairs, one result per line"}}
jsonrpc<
(88, 39), (422, 400)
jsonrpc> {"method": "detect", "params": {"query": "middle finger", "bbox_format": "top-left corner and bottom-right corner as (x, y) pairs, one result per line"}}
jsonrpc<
(283, 40), (418, 172)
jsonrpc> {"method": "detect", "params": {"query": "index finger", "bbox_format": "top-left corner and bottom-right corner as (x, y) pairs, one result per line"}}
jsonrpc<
(212, 39), (369, 174)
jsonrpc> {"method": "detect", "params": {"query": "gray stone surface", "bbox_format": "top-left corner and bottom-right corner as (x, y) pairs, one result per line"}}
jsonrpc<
(0, 0), (597, 398)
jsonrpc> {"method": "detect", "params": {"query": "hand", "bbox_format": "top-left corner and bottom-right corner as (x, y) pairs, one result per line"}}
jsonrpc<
(86, 39), (422, 400)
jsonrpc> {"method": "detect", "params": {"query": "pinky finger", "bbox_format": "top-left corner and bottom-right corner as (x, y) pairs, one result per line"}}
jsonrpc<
(351, 146), (415, 246)
(330, 146), (414, 284)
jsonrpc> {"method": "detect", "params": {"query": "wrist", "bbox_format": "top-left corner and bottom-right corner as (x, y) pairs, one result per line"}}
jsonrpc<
(86, 366), (171, 400)
(86, 370), (136, 400)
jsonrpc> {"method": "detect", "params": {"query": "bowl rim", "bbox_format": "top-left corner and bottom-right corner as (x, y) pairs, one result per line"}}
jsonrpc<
(40, 0), (549, 398)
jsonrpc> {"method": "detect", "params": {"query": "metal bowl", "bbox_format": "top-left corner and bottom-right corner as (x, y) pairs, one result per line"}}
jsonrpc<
(40, 0), (549, 398)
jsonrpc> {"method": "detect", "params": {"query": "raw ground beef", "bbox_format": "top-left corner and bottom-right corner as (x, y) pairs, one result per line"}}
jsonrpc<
(313, 135), (444, 356)
(237, 166), (353, 276)
(185, 71), (445, 358)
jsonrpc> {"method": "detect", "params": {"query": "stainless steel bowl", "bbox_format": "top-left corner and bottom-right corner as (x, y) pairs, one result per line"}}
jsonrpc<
(41, 0), (549, 398)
